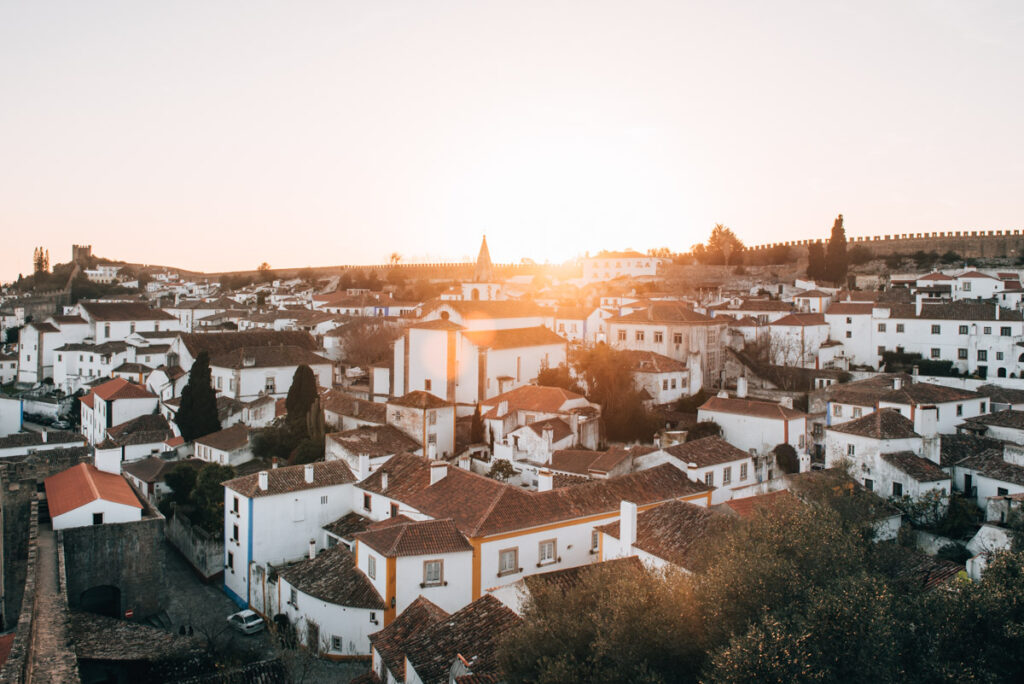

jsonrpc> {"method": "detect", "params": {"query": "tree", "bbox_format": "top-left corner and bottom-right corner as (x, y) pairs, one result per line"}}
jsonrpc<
(164, 462), (198, 507)
(190, 463), (235, 530)
(176, 352), (221, 442)
(685, 421), (721, 442)
(257, 262), (274, 283)
(285, 365), (318, 432)
(825, 214), (848, 286)
(772, 443), (799, 474)
(535, 363), (582, 394)
(389, 252), (402, 265)
(848, 244), (874, 266)
(333, 320), (401, 367)
(470, 404), (485, 444)
(573, 345), (661, 443)
(487, 460), (516, 482)
(695, 224), (745, 266)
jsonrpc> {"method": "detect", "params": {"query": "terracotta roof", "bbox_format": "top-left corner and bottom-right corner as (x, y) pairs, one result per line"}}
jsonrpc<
(323, 512), (373, 540)
(358, 452), (433, 499)
(597, 499), (723, 568)
(223, 459), (355, 498)
(772, 313), (827, 327)
(610, 302), (720, 324)
(209, 345), (329, 370)
(44, 463), (143, 519)
(328, 425), (421, 458)
(50, 314), (88, 324)
(978, 384), (1024, 405)
(918, 272), (954, 281)
(956, 451), (1024, 487)
(410, 318), (464, 331)
(481, 385), (587, 416)
(879, 451), (949, 482)
(825, 302), (874, 315)
(828, 409), (920, 440)
(618, 350), (687, 373)
(710, 299), (793, 313)
(462, 326), (566, 350)
(963, 409), (1024, 430)
(122, 456), (203, 484)
(407, 462), (710, 538)
(878, 382), (981, 405)
(177, 330), (318, 358)
(887, 301), (1023, 322)
(426, 300), (549, 319)
(958, 270), (999, 280)
(388, 391), (450, 410)
(699, 395), (806, 421)
(402, 595), (521, 684)
(0, 431), (84, 449)
(369, 596), (449, 681)
(886, 545), (963, 592)
(105, 413), (175, 446)
(79, 301), (177, 321)
(322, 390), (387, 424)
(548, 448), (630, 475)
(939, 433), (1004, 467)
(279, 546), (385, 610)
(522, 418), (573, 443)
(723, 489), (801, 518)
(91, 377), (157, 401)
(662, 436), (752, 468)
(70, 610), (204, 661)
(355, 518), (472, 557)
(823, 373), (914, 407)
(521, 556), (645, 598)
(794, 290), (831, 298)
(194, 423), (249, 451)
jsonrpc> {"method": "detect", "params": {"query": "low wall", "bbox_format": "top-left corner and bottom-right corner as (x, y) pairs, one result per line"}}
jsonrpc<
(0, 499), (38, 683)
(165, 512), (224, 581)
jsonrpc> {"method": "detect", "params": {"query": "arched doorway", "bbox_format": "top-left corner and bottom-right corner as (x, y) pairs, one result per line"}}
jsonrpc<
(80, 585), (121, 618)
(471, 288), (480, 301)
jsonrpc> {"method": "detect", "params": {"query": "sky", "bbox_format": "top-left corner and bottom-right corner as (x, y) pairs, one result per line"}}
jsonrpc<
(1, 1), (1022, 281)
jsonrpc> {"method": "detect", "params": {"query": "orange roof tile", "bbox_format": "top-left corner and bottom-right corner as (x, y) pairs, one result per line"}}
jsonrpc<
(92, 377), (156, 401)
(44, 463), (142, 519)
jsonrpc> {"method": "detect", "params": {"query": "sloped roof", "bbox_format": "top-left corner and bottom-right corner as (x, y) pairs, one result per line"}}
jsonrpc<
(79, 301), (176, 321)
(122, 456), (203, 484)
(723, 489), (801, 518)
(358, 452), (433, 499)
(522, 418), (573, 443)
(369, 596), (449, 681)
(388, 391), (450, 410)
(939, 433), (1004, 468)
(977, 384), (1024, 405)
(91, 377), (157, 401)
(963, 409), (1024, 430)
(878, 382), (981, 405)
(772, 313), (827, 327)
(462, 326), (566, 350)
(44, 463), (142, 519)
(321, 390), (387, 424)
(208, 345), (329, 370)
(323, 512), (373, 541)
(880, 451), (950, 482)
(662, 436), (751, 468)
(177, 330), (318, 358)
(355, 518), (472, 558)
(547, 448), (631, 475)
(618, 350), (687, 373)
(699, 395), (806, 421)
(481, 385), (587, 416)
(596, 499), (723, 568)
(402, 595), (521, 684)
(280, 546), (385, 609)
(610, 302), (719, 324)
(328, 425), (420, 458)
(223, 460), (355, 498)
(194, 423), (249, 452)
(956, 450), (1024, 487)
(825, 302), (874, 315)
(828, 409), (920, 440)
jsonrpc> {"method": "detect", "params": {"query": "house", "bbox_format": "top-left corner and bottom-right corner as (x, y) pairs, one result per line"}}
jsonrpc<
(0, 352), (18, 384)
(322, 390), (387, 431)
(53, 341), (130, 393)
(792, 290), (833, 313)
(386, 391), (456, 459)
(597, 499), (723, 571)
(606, 303), (727, 386)
(767, 313), (831, 368)
(365, 596), (448, 684)
(325, 425), (421, 475)
(697, 392), (808, 461)
(80, 378), (160, 445)
(221, 460), (357, 608)
(44, 462), (143, 530)
(122, 456), (204, 504)
(93, 413), (177, 468)
(481, 384), (602, 453)
(352, 517), (473, 618)
(168, 330), (322, 382)
(207, 346), (332, 400)
(977, 384), (1024, 412)
(0, 430), (86, 459)
(619, 350), (697, 405)
(277, 545), (386, 658)
(194, 423), (253, 466)
(641, 436), (758, 503)
(549, 306), (611, 344)
(544, 448), (635, 483)
(504, 419), (578, 466)
(73, 301), (180, 344)
(950, 447), (1024, 515)
(582, 251), (666, 283)
(959, 410), (1024, 445)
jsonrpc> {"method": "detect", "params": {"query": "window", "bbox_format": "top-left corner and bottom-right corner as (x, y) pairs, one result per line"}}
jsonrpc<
(617, 330), (626, 342)
(1002, 326), (1012, 337)
(959, 325), (969, 335)
(845, 331), (852, 338)
(427, 433), (437, 444)
(232, 497), (239, 514)
(896, 323), (905, 333)
(216, 376), (223, 390)
(227, 551), (234, 570)
(635, 331), (645, 342)
(369, 612), (378, 625)
(984, 326), (992, 335)
(877, 346), (885, 355)
(499, 548), (518, 576)
(423, 560), (443, 586)
(864, 479), (873, 491)
(846, 317), (852, 324)
(104, 323), (111, 337)
(428, 410), (437, 425)
(424, 379), (432, 391)
(930, 348), (940, 359)
(959, 348), (968, 359)
(956, 404), (963, 416)
(892, 482), (903, 497)
(320, 495), (328, 505)
(232, 525), (239, 542)
(723, 467), (732, 485)
(981, 402), (987, 413)
(367, 555), (377, 579)
(705, 471), (714, 487)
(673, 333), (683, 345)
(963, 281), (972, 292)
(289, 587), (298, 606)
(877, 323), (886, 332)
(331, 636), (343, 652)
(998, 487), (1009, 496)
(653, 331), (663, 344)
(265, 377), (276, 393)
(740, 463), (748, 481)
(363, 493), (371, 511)
(538, 539), (556, 565)
(93, 512), (104, 525)
(847, 444), (855, 456)
(853, 407), (862, 418)
(390, 502), (399, 517)
(978, 350), (988, 361)
(833, 404), (843, 417)
(591, 529), (599, 552)
(997, 352), (1004, 361)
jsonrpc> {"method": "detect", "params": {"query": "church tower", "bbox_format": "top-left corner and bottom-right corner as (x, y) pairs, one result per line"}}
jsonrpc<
(474, 235), (493, 283)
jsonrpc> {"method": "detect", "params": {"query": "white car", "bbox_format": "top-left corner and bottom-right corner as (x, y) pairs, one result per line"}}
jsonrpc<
(227, 609), (265, 635)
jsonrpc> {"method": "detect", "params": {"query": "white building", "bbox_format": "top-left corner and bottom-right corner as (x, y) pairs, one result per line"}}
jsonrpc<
(44, 463), (143, 530)
(194, 423), (253, 466)
(582, 251), (665, 283)
(79, 377), (160, 445)
(698, 393), (808, 458)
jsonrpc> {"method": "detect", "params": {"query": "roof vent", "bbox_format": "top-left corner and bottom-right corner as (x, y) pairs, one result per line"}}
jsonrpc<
(304, 463), (314, 484)
(258, 471), (269, 491)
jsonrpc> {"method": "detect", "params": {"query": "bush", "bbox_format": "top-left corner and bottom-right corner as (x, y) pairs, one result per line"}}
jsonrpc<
(686, 421), (722, 442)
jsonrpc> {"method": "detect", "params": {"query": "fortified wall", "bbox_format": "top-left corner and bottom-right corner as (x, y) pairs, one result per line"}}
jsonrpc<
(747, 229), (1024, 261)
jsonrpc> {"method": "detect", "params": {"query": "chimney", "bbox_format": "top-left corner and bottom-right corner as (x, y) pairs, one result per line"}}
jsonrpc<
(717, 390), (729, 399)
(428, 443), (437, 460)
(912, 365), (919, 377)
(458, 454), (470, 470)
(620, 500), (638, 549)
(370, 431), (378, 443)
(916, 405), (939, 439)
(779, 396), (793, 409)
(996, 305), (1000, 321)
(353, 402), (360, 417)
(893, 377), (903, 390)
(304, 463), (314, 484)
(358, 453), (370, 480)
(381, 471), (389, 492)
(915, 297), (923, 316)
(430, 461), (448, 485)
(272, 459), (279, 469)
(498, 400), (509, 417)
(537, 469), (553, 492)
(308, 540), (316, 560)
(542, 426), (553, 447)
(41, 431), (48, 443)
(258, 471), (269, 491)
(736, 377), (748, 399)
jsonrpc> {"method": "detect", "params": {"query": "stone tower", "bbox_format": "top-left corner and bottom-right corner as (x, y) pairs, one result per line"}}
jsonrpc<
(474, 235), (493, 283)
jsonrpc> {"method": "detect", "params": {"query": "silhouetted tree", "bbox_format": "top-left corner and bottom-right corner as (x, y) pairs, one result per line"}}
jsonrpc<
(471, 404), (485, 444)
(825, 214), (848, 286)
(176, 352), (221, 441)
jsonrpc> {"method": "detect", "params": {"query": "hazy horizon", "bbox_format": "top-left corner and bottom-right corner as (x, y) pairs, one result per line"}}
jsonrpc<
(3, 1), (1022, 281)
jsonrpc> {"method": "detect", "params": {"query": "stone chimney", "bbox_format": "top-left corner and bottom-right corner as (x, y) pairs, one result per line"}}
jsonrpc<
(258, 471), (269, 491)
(272, 459), (279, 469)
(736, 376), (748, 399)
(304, 463), (314, 484)
(308, 540), (316, 560)
(893, 377), (903, 390)
(915, 296), (923, 317)
(996, 305), (1001, 321)
(912, 365), (919, 377)
(381, 471), (389, 492)
(620, 500), (638, 549)
(358, 453), (370, 480)
(537, 469), (553, 492)
(430, 460), (447, 485)
(41, 431), (48, 443)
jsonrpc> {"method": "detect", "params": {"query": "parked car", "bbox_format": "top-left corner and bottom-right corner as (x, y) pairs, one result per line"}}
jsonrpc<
(227, 610), (265, 635)
(51, 420), (70, 430)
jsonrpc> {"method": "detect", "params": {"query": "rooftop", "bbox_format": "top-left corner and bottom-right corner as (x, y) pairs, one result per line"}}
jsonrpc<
(828, 409), (920, 440)
(699, 395), (806, 421)
(223, 459), (355, 498)
(279, 546), (385, 610)
(880, 451), (950, 482)
(44, 463), (142, 519)
(596, 499), (723, 568)
(662, 436), (752, 468)
(355, 518), (472, 557)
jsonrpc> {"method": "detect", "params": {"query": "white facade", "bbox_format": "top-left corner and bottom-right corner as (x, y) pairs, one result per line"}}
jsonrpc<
(51, 497), (141, 531)
(210, 360), (332, 401)
(582, 253), (665, 282)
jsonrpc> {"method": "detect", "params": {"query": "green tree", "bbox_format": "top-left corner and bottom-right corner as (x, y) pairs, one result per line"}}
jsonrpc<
(190, 463), (235, 530)
(696, 224), (745, 266)
(164, 462), (198, 506)
(574, 345), (660, 443)
(470, 404), (485, 444)
(825, 214), (848, 286)
(535, 363), (582, 394)
(685, 421), (721, 442)
(772, 443), (799, 474)
(487, 460), (516, 482)
(175, 352), (221, 442)
(806, 241), (826, 281)
(285, 365), (318, 433)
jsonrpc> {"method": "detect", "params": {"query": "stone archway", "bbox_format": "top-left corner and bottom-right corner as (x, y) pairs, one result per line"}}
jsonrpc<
(80, 584), (121, 618)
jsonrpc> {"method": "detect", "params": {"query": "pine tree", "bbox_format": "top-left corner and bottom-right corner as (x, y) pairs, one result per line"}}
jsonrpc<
(825, 214), (848, 286)
(285, 365), (318, 432)
(176, 352), (221, 442)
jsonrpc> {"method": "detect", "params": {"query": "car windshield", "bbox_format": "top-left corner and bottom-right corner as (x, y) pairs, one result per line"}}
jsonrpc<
(243, 615), (261, 624)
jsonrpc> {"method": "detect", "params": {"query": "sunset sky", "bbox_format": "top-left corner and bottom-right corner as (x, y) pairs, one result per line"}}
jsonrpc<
(1, 1), (1022, 281)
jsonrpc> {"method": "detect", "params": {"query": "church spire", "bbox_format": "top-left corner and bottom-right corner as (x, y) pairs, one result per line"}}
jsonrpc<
(474, 235), (493, 283)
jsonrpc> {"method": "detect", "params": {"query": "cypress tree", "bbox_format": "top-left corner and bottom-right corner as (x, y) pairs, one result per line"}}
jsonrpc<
(825, 214), (848, 286)
(471, 404), (485, 444)
(285, 365), (318, 431)
(176, 352), (221, 441)
(807, 241), (826, 282)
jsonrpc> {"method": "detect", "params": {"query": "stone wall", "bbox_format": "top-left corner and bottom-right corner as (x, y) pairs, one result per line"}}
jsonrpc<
(747, 230), (1024, 261)
(165, 512), (224, 581)
(0, 500), (37, 683)
(60, 500), (167, 621)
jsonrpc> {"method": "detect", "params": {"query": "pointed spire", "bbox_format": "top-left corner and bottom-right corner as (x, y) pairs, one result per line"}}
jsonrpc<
(475, 235), (493, 283)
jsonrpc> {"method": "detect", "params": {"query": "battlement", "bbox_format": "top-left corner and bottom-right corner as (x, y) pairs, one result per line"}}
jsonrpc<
(745, 229), (1024, 260)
